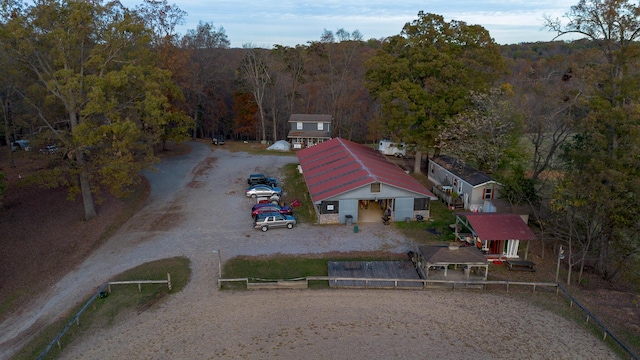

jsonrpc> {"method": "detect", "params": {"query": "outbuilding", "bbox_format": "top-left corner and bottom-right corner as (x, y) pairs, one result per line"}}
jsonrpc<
(428, 155), (501, 212)
(297, 137), (437, 224)
(453, 212), (538, 261)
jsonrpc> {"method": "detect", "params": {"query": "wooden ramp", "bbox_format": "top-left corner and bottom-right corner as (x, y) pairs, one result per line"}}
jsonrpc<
(328, 261), (423, 288)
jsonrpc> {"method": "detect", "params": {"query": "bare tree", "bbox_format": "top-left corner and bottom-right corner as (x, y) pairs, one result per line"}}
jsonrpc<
(238, 46), (272, 142)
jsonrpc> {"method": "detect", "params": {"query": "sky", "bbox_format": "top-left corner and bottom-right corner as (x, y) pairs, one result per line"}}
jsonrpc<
(121, 0), (580, 48)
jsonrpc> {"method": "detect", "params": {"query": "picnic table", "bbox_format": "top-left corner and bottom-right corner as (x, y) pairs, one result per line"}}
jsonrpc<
(505, 260), (536, 272)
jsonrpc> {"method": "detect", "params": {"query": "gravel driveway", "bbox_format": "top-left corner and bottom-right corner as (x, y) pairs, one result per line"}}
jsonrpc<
(0, 142), (412, 358)
(1, 142), (618, 359)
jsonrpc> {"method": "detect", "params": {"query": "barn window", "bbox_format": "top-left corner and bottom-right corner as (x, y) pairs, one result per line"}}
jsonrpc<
(371, 182), (381, 193)
(483, 188), (493, 199)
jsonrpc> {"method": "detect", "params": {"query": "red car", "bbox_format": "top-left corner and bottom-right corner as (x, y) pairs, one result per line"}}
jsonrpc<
(252, 203), (293, 218)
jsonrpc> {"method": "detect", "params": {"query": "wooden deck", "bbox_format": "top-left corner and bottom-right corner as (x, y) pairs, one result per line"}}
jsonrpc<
(328, 261), (423, 288)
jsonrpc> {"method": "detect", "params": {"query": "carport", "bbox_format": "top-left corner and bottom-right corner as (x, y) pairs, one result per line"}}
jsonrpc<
(415, 243), (489, 281)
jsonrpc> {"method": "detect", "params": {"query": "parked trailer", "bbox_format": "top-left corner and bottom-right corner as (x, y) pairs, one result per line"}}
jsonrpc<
(378, 140), (406, 157)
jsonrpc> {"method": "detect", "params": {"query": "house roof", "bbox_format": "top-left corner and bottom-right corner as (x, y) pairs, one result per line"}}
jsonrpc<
(297, 137), (436, 203)
(287, 130), (331, 139)
(431, 155), (497, 187)
(417, 244), (488, 265)
(289, 114), (332, 123)
(457, 213), (537, 241)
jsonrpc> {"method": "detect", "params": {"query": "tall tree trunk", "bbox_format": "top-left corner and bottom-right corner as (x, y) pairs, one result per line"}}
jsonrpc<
(69, 111), (96, 220)
(414, 151), (422, 174)
(76, 153), (97, 220)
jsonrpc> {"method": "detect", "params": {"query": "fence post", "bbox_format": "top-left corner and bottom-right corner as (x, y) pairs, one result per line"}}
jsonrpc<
(167, 273), (172, 291)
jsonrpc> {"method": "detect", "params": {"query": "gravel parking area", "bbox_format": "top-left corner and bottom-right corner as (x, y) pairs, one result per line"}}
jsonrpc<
(3, 142), (619, 359)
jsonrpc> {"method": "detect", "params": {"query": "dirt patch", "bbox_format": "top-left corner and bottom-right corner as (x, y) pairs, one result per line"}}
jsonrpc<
(0, 143), (184, 321)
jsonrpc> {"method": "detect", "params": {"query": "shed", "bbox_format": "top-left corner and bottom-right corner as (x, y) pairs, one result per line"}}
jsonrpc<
(454, 212), (538, 260)
(297, 138), (436, 224)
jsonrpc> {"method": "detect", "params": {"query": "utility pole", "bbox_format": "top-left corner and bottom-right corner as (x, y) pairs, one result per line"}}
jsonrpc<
(555, 245), (565, 284)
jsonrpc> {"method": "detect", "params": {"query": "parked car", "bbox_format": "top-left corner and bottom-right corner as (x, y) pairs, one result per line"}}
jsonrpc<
(256, 195), (280, 205)
(11, 140), (30, 152)
(246, 185), (282, 198)
(39, 145), (59, 155)
(251, 203), (292, 218)
(253, 213), (296, 232)
(212, 136), (225, 145)
(247, 173), (278, 187)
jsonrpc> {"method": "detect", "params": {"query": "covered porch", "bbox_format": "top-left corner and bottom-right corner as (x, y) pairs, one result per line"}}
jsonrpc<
(453, 212), (538, 261)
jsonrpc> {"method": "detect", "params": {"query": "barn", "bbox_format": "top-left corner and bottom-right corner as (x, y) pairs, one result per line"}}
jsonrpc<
(297, 137), (437, 224)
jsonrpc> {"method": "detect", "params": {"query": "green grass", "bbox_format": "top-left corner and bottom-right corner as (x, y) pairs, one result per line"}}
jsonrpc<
(13, 257), (191, 360)
(220, 253), (407, 290)
(281, 163), (316, 223)
(395, 200), (458, 243)
(209, 139), (296, 156)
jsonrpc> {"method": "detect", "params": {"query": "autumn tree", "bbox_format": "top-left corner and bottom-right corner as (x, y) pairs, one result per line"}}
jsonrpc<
(365, 11), (506, 172)
(180, 21), (231, 139)
(133, 0), (194, 149)
(0, 0), (191, 220)
(306, 28), (369, 140)
(436, 86), (523, 173)
(546, 0), (640, 279)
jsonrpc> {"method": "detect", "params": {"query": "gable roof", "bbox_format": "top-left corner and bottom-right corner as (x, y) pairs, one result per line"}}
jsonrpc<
(297, 138), (436, 203)
(289, 114), (332, 123)
(430, 155), (498, 187)
(417, 244), (489, 265)
(458, 213), (537, 241)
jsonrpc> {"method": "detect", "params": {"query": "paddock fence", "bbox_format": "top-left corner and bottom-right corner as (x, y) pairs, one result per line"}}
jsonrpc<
(218, 276), (557, 292)
(217, 276), (637, 359)
(36, 274), (172, 360)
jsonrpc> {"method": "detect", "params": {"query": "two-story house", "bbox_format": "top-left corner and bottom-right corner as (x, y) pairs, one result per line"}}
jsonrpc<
(287, 114), (332, 149)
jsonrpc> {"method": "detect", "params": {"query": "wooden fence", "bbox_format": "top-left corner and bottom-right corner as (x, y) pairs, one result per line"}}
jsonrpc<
(218, 276), (557, 292)
(107, 273), (172, 293)
(217, 276), (637, 359)
(36, 274), (172, 360)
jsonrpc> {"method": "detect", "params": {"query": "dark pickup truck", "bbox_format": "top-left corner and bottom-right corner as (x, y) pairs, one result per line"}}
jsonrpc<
(247, 173), (278, 187)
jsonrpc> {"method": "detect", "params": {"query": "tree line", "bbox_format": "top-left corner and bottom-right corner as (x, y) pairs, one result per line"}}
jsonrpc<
(1, 0), (638, 286)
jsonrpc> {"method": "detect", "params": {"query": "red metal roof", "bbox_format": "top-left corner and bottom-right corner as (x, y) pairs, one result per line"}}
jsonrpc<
(459, 213), (537, 241)
(297, 138), (436, 203)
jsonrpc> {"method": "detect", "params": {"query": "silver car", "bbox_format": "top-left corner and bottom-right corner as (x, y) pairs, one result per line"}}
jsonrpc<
(253, 213), (296, 232)
(245, 185), (282, 198)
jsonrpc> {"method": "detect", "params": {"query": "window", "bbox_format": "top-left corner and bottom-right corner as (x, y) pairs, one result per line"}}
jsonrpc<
(370, 182), (381, 193)
(318, 122), (323, 130)
(296, 122), (302, 130)
(484, 188), (493, 200)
